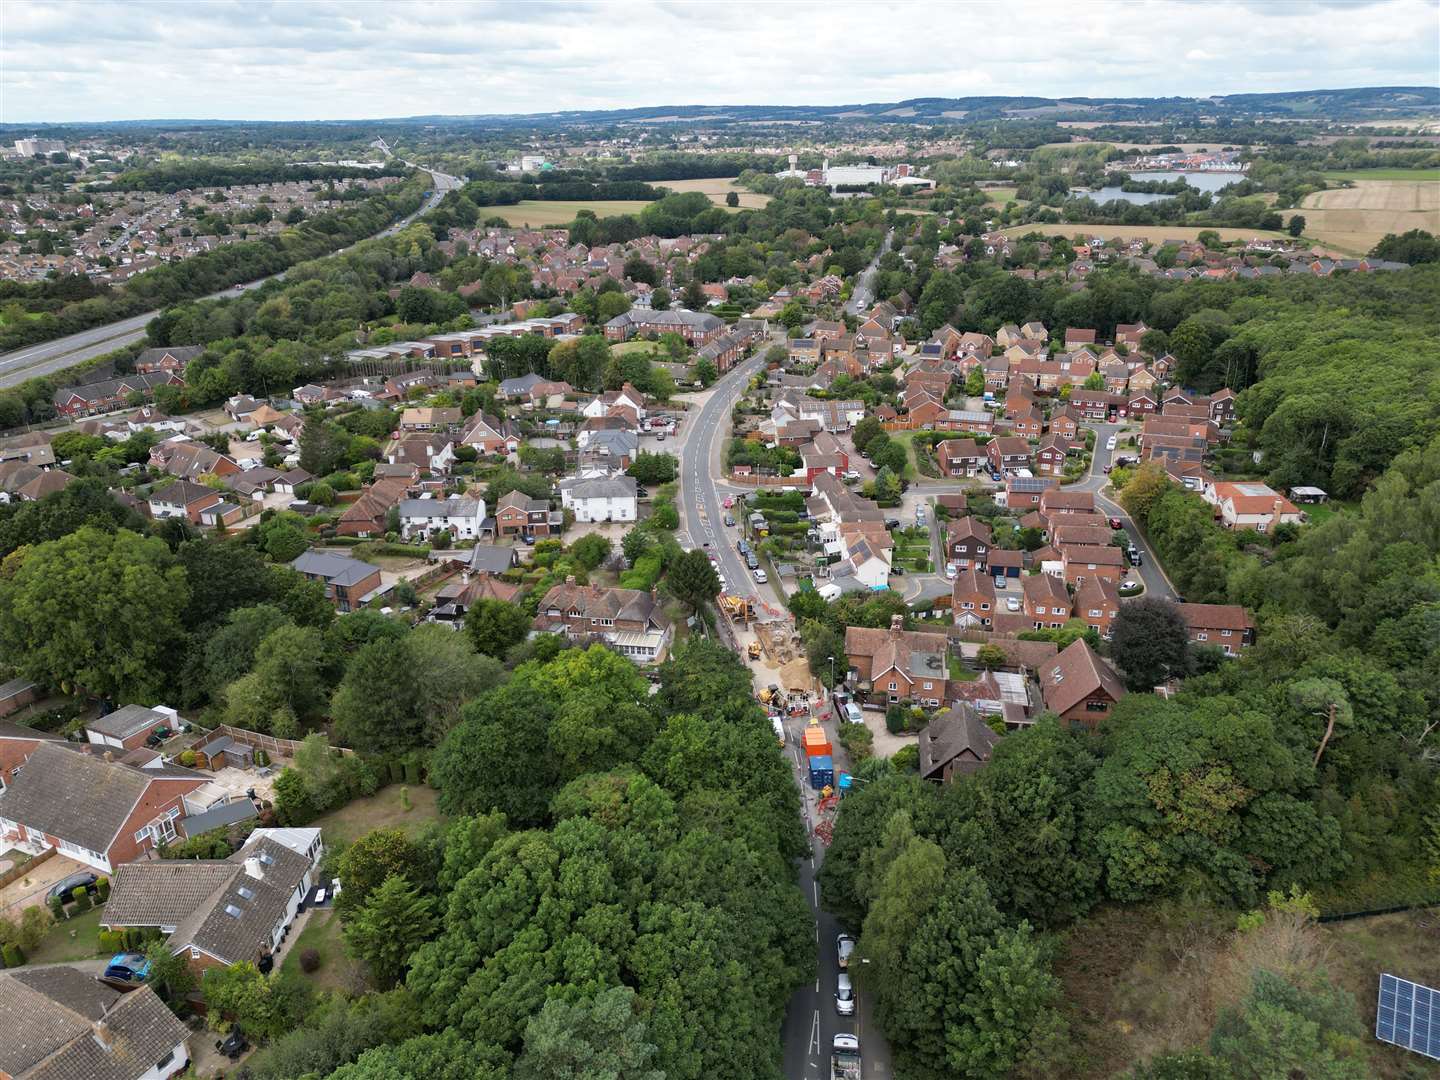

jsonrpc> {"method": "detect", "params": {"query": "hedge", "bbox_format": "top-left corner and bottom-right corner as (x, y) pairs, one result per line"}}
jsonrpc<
(98, 929), (125, 954)
(2, 943), (23, 968)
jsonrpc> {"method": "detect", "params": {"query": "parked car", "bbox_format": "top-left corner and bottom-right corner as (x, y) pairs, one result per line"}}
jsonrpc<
(1106, 436), (1117, 451)
(1006, 596), (1022, 612)
(103, 952), (151, 983)
(1128, 546), (1143, 566)
(723, 513), (735, 527)
(837, 934), (856, 969)
(994, 575), (1007, 590)
(944, 562), (958, 580)
(836, 973), (856, 1016)
(842, 470), (861, 482)
(752, 568), (768, 583)
(884, 517), (900, 529)
(844, 702), (863, 724)
(46, 871), (98, 903)
(746, 555), (760, 571)
(1108, 517), (1124, 530)
(217, 1029), (249, 1061)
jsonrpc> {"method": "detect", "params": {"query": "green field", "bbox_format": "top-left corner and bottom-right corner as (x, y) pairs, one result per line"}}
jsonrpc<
(1322, 168), (1440, 182)
(308, 783), (441, 847)
(490, 199), (655, 227)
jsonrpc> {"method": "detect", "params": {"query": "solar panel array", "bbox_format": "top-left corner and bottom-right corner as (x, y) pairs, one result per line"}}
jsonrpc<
(1376, 974), (1439, 1061)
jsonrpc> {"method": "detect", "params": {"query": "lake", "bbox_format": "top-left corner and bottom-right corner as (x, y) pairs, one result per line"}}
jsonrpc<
(1071, 170), (1240, 205)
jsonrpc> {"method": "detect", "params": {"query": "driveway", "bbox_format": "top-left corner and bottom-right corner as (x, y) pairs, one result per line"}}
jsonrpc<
(0, 852), (94, 916)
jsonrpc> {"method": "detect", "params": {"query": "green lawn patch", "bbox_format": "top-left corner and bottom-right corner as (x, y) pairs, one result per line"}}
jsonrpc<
(28, 906), (107, 965)
(1321, 168), (1440, 182)
(309, 783), (442, 847)
(947, 657), (979, 682)
(280, 909), (352, 993)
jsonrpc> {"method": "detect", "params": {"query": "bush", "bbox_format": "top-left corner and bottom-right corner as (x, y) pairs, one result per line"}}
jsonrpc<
(95, 876), (110, 902)
(892, 744), (920, 772)
(48, 896), (65, 920)
(178, 749), (197, 767)
(298, 947), (322, 973)
(71, 887), (92, 913)
(885, 704), (907, 734)
(2, 943), (23, 968)
(837, 721), (874, 762)
(98, 929), (124, 953)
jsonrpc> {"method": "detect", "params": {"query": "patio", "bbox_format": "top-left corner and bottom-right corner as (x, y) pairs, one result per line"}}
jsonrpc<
(0, 850), (94, 915)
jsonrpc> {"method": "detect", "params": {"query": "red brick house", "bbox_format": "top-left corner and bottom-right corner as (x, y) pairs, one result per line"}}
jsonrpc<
(1061, 544), (1125, 586)
(1049, 408), (1081, 442)
(945, 517), (992, 569)
(1073, 577), (1121, 639)
(0, 743), (207, 873)
(495, 489), (560, 538)
(1035, 434), (1069, 476)
(936, 439), (986, 478)
(1040, 639), (1126, 730)
(0, 717), (64, 789)
(951, 567), (997, 629)
(290, 550), (383, 612)
(1040, 488), (1096, 516)
(1023, 572), (1072, 628)
(987, 436), (1032, 474)
(1175, 603), (1255, 655)
(845, 618), (952, 709)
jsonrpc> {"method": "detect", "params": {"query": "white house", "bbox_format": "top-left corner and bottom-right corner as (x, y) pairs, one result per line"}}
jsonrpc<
(1202, 481), (1304, 532)
(397, 496), (486, 541)
(559, 474), (638, 523)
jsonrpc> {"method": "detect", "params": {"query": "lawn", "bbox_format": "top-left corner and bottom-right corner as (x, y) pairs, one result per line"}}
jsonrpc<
(28, 906), (106, 965)
(490, 199), (656, 227)
(280, 909), (353, 994)
(309, 783), (442, 848)
(1322, 168), (1440, 182)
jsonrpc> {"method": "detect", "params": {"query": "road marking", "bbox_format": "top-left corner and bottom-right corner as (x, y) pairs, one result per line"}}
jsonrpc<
(813, 881), (819, 904)
(808, 1010), (821, 1057)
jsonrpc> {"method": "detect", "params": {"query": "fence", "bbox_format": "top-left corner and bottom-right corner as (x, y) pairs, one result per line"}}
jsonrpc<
(207, 723), (354, 760)
(726, 472), (799, 488)
(0, 846), (54, 892)
(1316, 901), (1440, 924)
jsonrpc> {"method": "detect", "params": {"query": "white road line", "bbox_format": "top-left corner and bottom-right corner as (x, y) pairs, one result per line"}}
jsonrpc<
(808, 1011), (821, 1057)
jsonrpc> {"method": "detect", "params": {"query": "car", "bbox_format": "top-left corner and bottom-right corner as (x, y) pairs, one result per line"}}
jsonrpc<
(994, 576), (1006, 590)
(890, 564), (905, 575)
(46, 871), (98, 904)
(234, 283), (246, 291)
(1106, 436), (1117, 451)
(836, 972), (856, 1016)
(884, 517), (900, 529)
(1128, 547), (1143, 566)
(1006, 596), (1022, 612)
(746, 555), (760, 571)
(737, 540), (750, 555)
(1102, 464), (1113, 475)
(1108, 517), (1124, 530)
(752, 568), (768, 583)
(842, 469), (861, 481)
(944, 562), (958, 580)
(723, 513), (735, 527)
(837, 934), (857, 969)
(654, 432), (665, 441)
(717, 575), (727, 589)
(103, 952), (151, 983)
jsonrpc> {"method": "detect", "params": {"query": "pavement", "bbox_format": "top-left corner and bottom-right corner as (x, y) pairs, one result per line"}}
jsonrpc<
(0, 166), (462, 389)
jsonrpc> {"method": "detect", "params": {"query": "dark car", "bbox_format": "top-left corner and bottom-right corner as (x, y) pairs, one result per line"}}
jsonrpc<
(46, 871), (98, 904)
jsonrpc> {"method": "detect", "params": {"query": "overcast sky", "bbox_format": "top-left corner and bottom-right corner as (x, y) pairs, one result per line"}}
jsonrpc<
(3, 0), (1438, 123)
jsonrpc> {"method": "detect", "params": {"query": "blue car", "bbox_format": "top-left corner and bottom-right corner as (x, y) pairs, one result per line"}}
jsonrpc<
(103, 952), (151, 982)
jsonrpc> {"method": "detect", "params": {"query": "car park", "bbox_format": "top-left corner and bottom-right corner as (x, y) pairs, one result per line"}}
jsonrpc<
(836, 973), (856, 1016)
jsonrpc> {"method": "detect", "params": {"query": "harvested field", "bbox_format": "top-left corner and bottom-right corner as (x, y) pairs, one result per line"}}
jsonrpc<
(490, 199), (655, 227)
(652, 176), (771, 209)
(1300, 179), (1440, 254)
(999, 223), (1290, 245)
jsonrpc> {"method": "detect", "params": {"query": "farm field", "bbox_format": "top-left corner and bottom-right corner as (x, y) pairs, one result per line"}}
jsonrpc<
(652, 176), (771, 209)
(1300, 178), (1440, 254)
(1040, 141), (1237, 153)
(983, 186), (1022, 205)
(999, 223), (1291, 245)
(490, 199), (655, 227)
(1322, 168), (1440, 182)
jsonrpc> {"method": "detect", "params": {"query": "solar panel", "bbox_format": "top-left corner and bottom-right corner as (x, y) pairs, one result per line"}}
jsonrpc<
(1376, 973), (1440, 1061)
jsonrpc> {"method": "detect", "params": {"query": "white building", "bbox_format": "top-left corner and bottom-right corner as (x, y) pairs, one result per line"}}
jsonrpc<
(559, 474), (638, 523)
(397, 496), (486, 541)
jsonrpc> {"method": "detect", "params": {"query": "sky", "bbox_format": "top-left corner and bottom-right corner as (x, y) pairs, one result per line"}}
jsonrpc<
(2, 0), (1438, 123)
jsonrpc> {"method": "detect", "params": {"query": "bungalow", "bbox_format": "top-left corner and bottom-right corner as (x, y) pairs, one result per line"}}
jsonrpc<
(0, 715), (63, 788)
(399, 406), (462, 432)
(1175, 603), (1255, 655)
(845, 617), (952, 709)
(289, 550), (383, 612)
(1040, 639), (1126, 730)
(533, 578), (673, 664)
(102, 828), (322, 977)
(1203, 481), (1303, 532)
(0, 742), (208, 873)
(559, 474), (638, 522)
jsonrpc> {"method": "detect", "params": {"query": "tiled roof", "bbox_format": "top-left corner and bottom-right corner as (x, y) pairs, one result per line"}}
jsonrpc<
(1040, 639), (1125, 716)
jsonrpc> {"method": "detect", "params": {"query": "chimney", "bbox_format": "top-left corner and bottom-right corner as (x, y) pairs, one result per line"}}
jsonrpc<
(890, 614), (905, 635)
(244, 857), (263, 880)
(565, 574), (576, 586)
(102, 749), (114, 763)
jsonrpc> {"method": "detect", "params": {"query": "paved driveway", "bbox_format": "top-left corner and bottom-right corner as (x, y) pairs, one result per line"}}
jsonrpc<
(0, 852), (94, 915)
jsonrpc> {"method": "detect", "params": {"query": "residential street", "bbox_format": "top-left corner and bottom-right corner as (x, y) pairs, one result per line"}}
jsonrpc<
(0, 167), (461, 389)
(845, 228), (893, 315)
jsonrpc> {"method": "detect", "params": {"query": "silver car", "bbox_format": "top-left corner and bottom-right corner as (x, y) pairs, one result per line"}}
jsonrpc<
(836, 972), (856, 1016)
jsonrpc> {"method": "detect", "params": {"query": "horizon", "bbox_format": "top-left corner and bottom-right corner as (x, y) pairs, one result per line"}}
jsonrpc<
(4, 0), (1439, 123)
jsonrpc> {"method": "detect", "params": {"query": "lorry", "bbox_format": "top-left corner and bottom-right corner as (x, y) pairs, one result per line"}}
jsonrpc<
(832, 1033), (862, 1080)
(809, 754), (834, 790)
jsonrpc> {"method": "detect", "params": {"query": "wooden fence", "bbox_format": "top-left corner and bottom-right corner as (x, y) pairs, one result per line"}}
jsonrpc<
(207, 723), (354, 760)
(0, 846), (54, 891)
(725, 472), (800, 488)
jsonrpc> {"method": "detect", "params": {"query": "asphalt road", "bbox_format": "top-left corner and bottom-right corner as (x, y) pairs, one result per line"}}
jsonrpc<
(778, 702), (891, 1080)
(1071, 422), (1177, 600)
(845, 229), (893, 315)
(0, 167), (461, 389)
(676, 352), (769, 600)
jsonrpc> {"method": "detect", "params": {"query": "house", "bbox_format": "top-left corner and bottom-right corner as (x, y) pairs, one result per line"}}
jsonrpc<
(577, 427), (639, 471)
(1040, 488), (1096, 516)
(1203, 481), (1303, 532)
(0, 716), (63, 788)
(1004, 475), (1058, 507)
(273, 467), (313, 495)
(0, 742), (208, 873)
(337, 477), (409, 537)
(1039, 639), (1126, 730)
(533, 578), (673, 663)
(0, 966), (190, 1080)
(845, 616), (951, 709)
(85, 704), (181, 753)
(1023, 573), (1072, 628)
(385, 432), (455, 475)
(147, 479), (220, 523)
(559, 474), (638, 522)
(135, 344), (203, 374)
(918, 702), (1001, 782)
(149, 439), (240, 481)
(936, 439), (987, 478)
(1035, 434), (1069, 476)
(400, 406), (462, 432)
(603, 308), (725, 345)
(495, 489), (561, 538)
(1061, 544), (1125, 586)
(51, 371), (184, 418)
(1064, 328), (1097, 347)
(945, 517), (991, 569)
(987, 436), (1031, 475)
(102, 828), (322, 977)
(289, 550), (383, 612)
(397, 496), (486, 541)
(1049, 408), (1081, 442)
(799, 431), (848, 481)
(1175, 603), (1255, 655)
(0, 677), (39, 719)
(1073, 577), (1121, 639)
(460, 413), (520, 455)
(951, 567), (997, 629)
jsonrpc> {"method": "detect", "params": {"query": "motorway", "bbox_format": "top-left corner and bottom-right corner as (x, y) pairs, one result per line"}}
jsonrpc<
(0, 166), (462, 390)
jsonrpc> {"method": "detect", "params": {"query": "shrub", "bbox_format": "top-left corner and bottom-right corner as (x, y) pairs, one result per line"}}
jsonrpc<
(48, 896), (65, 921)
(178, 749), (197, 767)
(837, 721), (874, 762)
(885, 704), (907, 734)
(892, 744), (920, 772)
(95, 876), (110, 902)
(298, 947), (321, 973)
(71, 887), (92, 913)
(98, 929), (124, 953)
(2, 943), (23, 968)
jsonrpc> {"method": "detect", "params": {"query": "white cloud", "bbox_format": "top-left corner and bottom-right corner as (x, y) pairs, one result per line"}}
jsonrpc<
(1, 0), (1436, 122)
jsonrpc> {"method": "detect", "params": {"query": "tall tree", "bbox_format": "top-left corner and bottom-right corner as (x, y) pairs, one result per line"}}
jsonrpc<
(514, 986), (664, 1080)
(666, 549), (720, 612)
(344, 874), (437, 988)
(1110, 596), (1191, 690)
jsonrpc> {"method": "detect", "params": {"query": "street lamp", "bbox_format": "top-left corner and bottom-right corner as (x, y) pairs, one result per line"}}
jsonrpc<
(827, 655), (835, 689)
